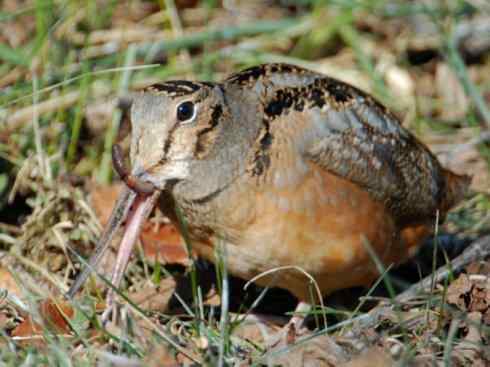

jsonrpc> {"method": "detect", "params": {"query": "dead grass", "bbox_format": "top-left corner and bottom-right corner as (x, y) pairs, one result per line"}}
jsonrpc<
(0, 0), (489, 366)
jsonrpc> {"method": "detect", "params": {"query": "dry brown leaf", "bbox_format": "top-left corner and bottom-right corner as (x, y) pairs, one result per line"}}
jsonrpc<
(11, 317), (44, 346)
(90, 183), (125, 227)
(91, 184), (189, 266)
(12, 299), (74, 340)
(140, 222), (189, 266)
(447, 273), (473, 311)
(447, 273), (490, 318)
(39, 300), (74, 333)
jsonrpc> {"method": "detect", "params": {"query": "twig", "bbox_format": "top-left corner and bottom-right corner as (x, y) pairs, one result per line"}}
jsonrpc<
(396, 235), (490, 303)
(330, 235), (490, 335)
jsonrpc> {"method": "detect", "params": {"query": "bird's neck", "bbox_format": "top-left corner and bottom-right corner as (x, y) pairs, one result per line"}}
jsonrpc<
(172, 87), (261, 203)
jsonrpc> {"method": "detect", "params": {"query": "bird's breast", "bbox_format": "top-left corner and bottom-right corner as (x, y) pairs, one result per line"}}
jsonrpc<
(178, 162), (417, 300)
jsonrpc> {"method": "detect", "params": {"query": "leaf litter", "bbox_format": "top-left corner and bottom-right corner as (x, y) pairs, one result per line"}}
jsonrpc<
(0, 1), (489, 366)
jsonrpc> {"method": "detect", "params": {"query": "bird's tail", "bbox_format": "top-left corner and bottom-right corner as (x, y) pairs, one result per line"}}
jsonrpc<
(440, 169), (471, 214)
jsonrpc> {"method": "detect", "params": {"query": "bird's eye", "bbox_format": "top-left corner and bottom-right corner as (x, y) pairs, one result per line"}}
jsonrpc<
(176, 101), (196, 122)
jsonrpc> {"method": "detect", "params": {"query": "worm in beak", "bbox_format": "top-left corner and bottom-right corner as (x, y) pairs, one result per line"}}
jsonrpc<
(111, 144), (155, 194)
(67, 144), (160, 304)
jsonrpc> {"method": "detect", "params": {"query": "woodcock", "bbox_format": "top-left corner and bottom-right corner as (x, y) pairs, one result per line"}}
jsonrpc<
(68, 63), (470, 312)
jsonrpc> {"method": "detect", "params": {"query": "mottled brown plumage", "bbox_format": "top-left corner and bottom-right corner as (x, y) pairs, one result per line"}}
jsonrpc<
(68, 63), (470, 307)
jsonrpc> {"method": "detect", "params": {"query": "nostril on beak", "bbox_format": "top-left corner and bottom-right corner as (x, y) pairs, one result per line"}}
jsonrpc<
(112, 144), (155, 194)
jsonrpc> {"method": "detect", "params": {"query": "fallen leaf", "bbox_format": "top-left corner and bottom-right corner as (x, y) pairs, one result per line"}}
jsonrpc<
(91, 184), (189, 265)
(447, 273), (473, 311)
(447, 273), (489, 317)
(11, 299), (74, 339)
(140, 222), (189, 266)
(90, 183), (125, 227)
(40, 300), (74, 333)
(11, 317), (43, 343)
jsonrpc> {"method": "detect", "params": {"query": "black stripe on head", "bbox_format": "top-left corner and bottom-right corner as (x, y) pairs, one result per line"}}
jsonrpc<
(148, 80), (202, 97)
(162, 122), (179, 159)
(200, 104), (223, 136)
(194, 104), (223, 157)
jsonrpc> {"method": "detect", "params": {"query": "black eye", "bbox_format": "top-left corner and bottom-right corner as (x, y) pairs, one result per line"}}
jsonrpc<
(176, 101), (195, 122)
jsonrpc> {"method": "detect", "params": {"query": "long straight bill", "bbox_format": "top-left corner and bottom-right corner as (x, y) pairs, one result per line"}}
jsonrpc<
(105, 190), (161, 304)
(67, 187), (137, 298)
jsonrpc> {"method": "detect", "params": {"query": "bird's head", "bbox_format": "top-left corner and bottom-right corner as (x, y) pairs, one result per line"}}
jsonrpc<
(126, 81), (229, 191)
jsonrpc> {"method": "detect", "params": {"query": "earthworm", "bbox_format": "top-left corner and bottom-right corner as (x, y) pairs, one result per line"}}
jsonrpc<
(112, 143), (155, 194)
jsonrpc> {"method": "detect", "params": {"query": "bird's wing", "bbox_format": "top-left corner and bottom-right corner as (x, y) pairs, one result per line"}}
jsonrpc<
(296, 78), (445, 225)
